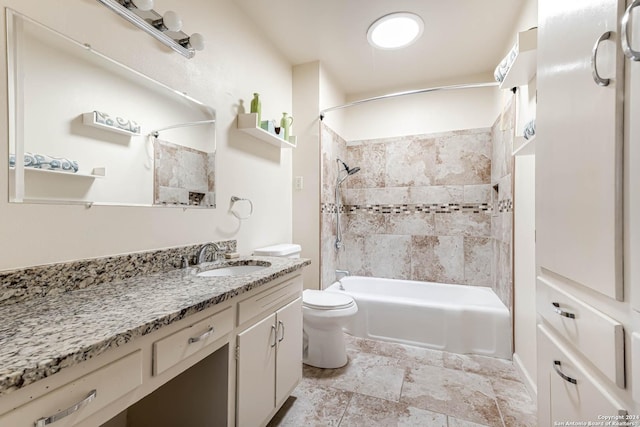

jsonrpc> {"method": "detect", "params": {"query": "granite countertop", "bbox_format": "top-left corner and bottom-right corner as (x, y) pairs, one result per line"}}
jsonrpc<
(0, 256), (310, 396)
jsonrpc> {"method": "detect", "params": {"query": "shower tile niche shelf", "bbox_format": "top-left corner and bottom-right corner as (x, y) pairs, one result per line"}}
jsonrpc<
(237, 113), (296, 148)
(500, 28), (537, 89)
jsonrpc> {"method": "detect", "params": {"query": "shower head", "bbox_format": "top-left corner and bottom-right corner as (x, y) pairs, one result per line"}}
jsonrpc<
(337, 158), (360, 185)
(337, 158), (360, 176)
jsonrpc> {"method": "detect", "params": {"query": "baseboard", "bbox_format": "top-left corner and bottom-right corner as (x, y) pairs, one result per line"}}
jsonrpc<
(513, 352), (537, 400)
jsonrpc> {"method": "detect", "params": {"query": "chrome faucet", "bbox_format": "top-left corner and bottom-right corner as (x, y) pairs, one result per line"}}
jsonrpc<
(336, 269), (350, 279)
(196, 242), (224, 264)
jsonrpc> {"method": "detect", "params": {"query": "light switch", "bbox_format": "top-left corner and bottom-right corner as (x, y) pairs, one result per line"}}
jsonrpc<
(295, 176), (304, 190)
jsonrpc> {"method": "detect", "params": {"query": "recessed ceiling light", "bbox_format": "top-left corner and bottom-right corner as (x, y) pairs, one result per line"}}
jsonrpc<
(367, 12), (424, 50)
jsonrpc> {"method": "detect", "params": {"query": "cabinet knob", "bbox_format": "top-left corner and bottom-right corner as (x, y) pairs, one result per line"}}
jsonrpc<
(591, 31), (612, 86)
(622, 0), (640, 61)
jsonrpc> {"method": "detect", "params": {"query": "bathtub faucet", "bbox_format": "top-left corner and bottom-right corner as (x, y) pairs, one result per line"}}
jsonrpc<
(335, 269), (350, 279)
(335, 269), (350, 290)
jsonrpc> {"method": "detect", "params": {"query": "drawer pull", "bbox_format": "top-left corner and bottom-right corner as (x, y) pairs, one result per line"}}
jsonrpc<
(277, 320), (285, 343)
(553, 360), (578, 384)
(270, 325), (277, 348)
(188, 326), (215, 344)
(552, 302), (575, 319)
(35, 389), (97, 427)
(591, 31), (612, 86)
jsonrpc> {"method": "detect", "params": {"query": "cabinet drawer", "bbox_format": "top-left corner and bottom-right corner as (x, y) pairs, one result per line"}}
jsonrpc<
(153, 306), (232, 376)
(538, 325), (626, 425)
(0, 350), (142, 427)
(237, 276), (302, 325)
(537, 277), (624, 387)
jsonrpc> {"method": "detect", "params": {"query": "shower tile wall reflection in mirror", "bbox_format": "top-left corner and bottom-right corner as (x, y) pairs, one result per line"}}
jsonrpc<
(6, 9), (216, 208)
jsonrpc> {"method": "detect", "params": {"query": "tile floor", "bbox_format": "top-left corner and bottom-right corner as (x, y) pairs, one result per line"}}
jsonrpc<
(268, 334), (536, 427)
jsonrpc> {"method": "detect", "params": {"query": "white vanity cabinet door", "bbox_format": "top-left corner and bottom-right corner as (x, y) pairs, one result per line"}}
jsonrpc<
(537, 0), (625, 300)
(275, 297), (302, 406)
(236, 312), (277, 427)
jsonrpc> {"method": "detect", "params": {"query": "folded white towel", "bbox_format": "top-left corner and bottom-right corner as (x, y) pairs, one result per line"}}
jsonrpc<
(523, 119), (536, 140)
(494, 43), (519, 83)
(8, 152), (78, 172)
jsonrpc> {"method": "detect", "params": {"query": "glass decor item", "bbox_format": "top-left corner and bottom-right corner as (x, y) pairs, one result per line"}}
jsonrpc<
(250, 93), (261, 126)
(280, 112), (293, 141)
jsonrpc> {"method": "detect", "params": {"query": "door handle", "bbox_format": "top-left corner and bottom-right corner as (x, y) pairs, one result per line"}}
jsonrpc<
(277, 320), (285, 343)
(35, 390), (97, 426)
(270, 325), (277, 348)
(591, 31), (612, 86)
(552, 302), (576, 319)
(622, 0), (640, 61)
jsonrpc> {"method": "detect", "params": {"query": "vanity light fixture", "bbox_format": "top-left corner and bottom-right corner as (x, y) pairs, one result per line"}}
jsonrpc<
(96, 0), (204, 58)
(367, 12), (424, 50)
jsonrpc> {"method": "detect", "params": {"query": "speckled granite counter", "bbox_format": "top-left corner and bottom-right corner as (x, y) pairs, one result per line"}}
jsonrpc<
(0, 256), (310, 396)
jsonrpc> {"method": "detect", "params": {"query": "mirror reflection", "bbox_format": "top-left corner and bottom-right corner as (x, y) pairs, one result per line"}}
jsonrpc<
(7, 9), (216, 208)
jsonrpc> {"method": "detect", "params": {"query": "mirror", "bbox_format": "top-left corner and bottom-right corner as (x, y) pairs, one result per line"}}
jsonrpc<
(7, 9), (216, 208)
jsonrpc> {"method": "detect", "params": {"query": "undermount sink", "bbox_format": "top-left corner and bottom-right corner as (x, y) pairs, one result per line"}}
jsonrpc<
(195, 262), (270, 277)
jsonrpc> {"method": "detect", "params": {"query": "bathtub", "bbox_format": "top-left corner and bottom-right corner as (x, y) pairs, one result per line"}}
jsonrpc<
(325, 276), (511, 359)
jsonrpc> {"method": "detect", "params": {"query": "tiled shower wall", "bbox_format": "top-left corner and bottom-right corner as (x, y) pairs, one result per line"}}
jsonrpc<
(319, 100), (514, 311)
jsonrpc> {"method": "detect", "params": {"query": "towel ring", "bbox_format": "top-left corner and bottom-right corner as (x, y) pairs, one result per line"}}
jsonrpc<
(230, 196), (253, 220)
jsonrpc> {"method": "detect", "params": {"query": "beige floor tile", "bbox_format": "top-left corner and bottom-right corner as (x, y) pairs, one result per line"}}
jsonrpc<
(443, 352), (520, 382)
(400, 364), (503, 427)
(304, 351), (405, 401)
(344, 334), (444, 367)
(448, 416), (493, 427)
(340, 393), (447, 427)
(267, 378), (352, 427)
(491, 378), (537, 427)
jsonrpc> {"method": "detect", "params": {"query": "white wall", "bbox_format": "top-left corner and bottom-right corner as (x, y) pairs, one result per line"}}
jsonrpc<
(342, 84), (502, 141)
(0, 0), (293, 270)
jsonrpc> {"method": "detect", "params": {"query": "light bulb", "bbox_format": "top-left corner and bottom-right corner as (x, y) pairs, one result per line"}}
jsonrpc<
(132, 0), (153, 11)
(163, 11), (182, 32)
(189, 33), (205, 51)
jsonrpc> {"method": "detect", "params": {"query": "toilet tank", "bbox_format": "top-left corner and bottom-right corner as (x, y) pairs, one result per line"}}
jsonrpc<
(253, 243), (301, 258)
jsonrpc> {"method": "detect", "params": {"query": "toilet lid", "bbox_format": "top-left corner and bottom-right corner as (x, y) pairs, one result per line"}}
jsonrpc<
(303, 289), (354, 310)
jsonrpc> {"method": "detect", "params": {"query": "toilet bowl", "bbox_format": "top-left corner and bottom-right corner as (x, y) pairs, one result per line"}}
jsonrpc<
(302, 289), (357, 369)
(253, 243), (358, 369)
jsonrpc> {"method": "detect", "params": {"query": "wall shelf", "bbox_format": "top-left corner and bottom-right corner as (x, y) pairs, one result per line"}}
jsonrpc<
(237, 113), (296, 148)
(500, 28), (537, 89)
(513, 135), (536, 156)
(10, 166), (106, 178)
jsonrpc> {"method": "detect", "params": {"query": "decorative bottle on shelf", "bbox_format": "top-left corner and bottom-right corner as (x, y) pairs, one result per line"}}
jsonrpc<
(250, 93), (261, 127)
(280, 112), (293, 141)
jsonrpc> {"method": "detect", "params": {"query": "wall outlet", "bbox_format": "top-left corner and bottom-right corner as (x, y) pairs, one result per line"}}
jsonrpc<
(295, 176), (304, 190)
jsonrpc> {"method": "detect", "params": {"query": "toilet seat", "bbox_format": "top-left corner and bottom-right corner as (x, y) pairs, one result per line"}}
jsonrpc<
(303, 289), (354, 310)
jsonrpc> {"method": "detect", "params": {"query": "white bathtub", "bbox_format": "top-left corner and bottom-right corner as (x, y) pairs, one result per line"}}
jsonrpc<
(325, 276), (512, 359)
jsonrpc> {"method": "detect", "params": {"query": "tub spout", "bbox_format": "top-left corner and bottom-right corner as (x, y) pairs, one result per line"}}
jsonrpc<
(336, 269), (350, 279)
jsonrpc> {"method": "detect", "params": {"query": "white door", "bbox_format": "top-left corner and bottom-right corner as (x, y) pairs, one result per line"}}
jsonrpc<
(537, 0), (625, 300)
(236, 313), (276, 427)
(275, 298), (302, 406)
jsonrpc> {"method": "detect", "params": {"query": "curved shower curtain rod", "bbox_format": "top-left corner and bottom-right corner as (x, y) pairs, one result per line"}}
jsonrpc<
(319, 81), (499, 120)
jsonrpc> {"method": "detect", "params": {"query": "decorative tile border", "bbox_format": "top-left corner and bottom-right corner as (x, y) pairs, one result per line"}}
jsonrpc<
(321, 202), (500, 214)
(0, 240), (236, 306)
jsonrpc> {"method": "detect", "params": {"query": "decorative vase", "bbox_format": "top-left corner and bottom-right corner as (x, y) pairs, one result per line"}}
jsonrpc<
(280, 112), (293, 141)
(250, 93), (261, 126)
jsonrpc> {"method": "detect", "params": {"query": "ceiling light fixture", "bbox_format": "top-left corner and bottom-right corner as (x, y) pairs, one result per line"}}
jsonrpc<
(367, 12), (424, 50)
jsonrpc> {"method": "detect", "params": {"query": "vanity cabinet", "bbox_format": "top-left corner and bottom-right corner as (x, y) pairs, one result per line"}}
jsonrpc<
(236, 277), (303, 427)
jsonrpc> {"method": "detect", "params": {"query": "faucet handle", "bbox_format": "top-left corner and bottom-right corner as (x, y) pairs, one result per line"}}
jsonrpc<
(180, 255), (189, 269)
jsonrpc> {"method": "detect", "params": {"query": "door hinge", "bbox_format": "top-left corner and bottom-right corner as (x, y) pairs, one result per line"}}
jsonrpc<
(235, 345), (239, 360)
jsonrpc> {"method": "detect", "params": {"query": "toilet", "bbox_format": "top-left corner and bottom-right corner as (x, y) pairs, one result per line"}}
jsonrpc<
(253, 243), (358, 369)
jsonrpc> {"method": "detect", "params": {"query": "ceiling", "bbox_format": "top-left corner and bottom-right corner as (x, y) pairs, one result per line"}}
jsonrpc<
(235, 0), (526, 96)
